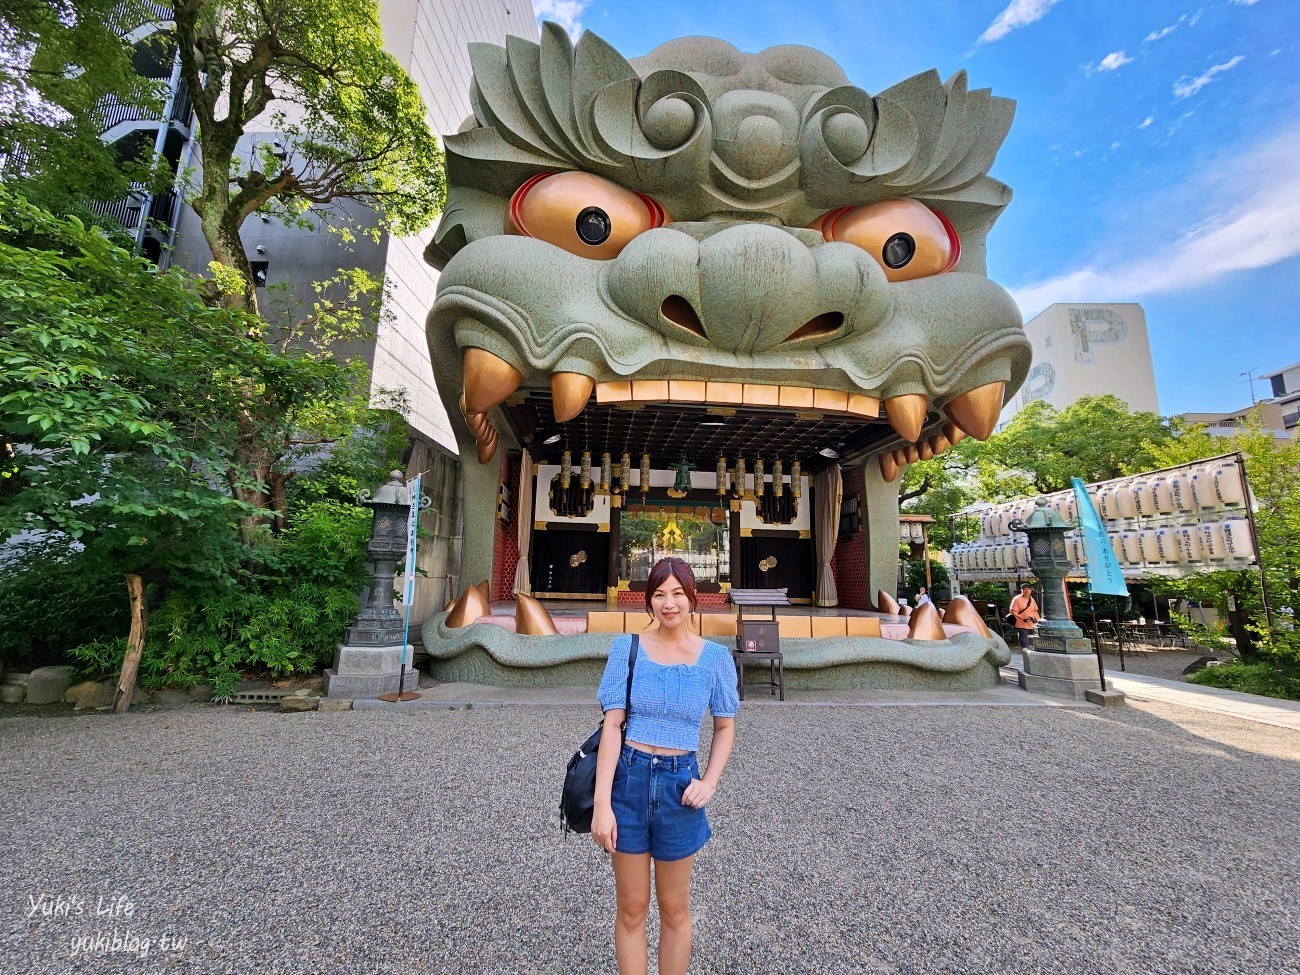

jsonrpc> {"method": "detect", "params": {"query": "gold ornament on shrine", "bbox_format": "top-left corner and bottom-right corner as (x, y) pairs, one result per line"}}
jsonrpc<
(754, 457), (765, 498)
(560, 449), (572, 489)
(716, 456), (727, 495)
(600, 452), (611, 493)
(792, 460), (802, 497)
(640, 452), (651, 495)
(580, 450), (591, 489)
(734, 456), (746, 497)
(620, 452), (631, 493)
(773, 458), (783, 497)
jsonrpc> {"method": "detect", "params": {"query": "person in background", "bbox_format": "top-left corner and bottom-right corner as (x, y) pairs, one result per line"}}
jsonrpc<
(915, 587), (932, 607)
(1009, 583), (1040, 649)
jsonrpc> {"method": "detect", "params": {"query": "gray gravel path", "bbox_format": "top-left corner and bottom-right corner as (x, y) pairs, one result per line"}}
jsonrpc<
(2, 700), (1297, 975)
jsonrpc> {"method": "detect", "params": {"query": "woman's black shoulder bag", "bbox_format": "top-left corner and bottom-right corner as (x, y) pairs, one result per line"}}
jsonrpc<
(560, 634), (638, 834)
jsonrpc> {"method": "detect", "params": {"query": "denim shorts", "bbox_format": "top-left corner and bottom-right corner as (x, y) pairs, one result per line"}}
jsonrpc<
(612, 744), (712, 861)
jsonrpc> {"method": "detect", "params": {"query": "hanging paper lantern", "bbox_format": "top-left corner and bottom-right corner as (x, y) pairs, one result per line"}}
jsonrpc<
(600, 452), (612, 493)
(773, 458), (783, 498)
(561, 449), (572, 489)
(620, 452), (631, 492)
(792, 460), (802, 497)
(734, 456), (746, 496)
(716, 456), (727, 495)
(580, 450), (591, 489)
(640, 452), (651, 494)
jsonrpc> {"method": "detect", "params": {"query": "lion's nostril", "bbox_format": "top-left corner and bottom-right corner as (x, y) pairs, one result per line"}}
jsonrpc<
(660, 295), (705, 337)
(785, 312), (844, 342)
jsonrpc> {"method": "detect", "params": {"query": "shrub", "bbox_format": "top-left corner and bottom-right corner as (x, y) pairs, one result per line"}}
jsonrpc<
(0, 540), (129, 671)
(61, 499), (372, 691)
(1187, 659), (1300, 702)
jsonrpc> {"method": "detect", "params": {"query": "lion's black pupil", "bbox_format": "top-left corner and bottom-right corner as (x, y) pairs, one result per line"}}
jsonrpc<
(576, 207), (612, 246)
(882, 232), (915, 269)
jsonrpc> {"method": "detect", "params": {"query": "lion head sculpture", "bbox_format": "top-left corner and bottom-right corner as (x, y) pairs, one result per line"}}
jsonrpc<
(424, 23), (1030, 604)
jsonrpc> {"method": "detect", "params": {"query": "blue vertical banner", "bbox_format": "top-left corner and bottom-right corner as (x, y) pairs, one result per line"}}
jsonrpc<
(1071, 477), (1129, 596)
(400, 473), (422, 666)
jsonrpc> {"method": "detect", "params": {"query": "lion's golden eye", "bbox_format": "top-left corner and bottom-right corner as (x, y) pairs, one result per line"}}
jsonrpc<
(813, 199), (959, 282)
(506, 171), (669, 260)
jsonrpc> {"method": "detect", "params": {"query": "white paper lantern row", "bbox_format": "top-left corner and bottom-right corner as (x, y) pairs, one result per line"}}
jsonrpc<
(976, 461), (1248, 541)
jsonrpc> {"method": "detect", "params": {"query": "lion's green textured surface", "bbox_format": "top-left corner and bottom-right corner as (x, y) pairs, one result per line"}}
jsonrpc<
(422, 25), (1030, 675)
(420, 615), (1010, 689)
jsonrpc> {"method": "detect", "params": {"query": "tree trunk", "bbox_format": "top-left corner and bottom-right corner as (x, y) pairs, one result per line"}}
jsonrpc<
(113, 574), (148, 714)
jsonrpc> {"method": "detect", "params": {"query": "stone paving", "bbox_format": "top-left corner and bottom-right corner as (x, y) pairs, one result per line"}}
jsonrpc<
(2, 696), (1298, 974)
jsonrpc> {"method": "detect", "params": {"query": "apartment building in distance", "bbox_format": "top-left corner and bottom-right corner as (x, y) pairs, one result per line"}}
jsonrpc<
(1261, 361), (1300, 433)
(999, 303), (1160, 426)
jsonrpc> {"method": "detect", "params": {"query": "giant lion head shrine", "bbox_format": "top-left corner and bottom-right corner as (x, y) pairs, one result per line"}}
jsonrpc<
(420, 24), (1032, 689)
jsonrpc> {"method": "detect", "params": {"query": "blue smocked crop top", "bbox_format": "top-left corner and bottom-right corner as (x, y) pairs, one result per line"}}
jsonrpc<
(596, 633), (740, 752)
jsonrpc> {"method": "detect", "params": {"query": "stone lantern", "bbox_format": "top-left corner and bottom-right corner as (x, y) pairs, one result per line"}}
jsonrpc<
(1010, 497), (1101, 699)
(323, 471), (421, 699)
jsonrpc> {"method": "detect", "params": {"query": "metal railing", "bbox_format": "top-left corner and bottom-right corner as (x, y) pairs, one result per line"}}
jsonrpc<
(169, 78), (193, 125)
(90, 188), (148, 230)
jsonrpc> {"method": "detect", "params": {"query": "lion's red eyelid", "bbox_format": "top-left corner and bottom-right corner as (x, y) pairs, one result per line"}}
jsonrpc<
(636, 192), (668, 229)
(929, 206), (961, 273)
(821, 206), (852, 240)
(508, 171), (555, 236)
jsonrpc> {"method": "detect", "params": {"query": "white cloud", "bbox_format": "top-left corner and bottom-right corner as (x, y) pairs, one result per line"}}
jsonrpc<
(976, 0), (1063, 45)
(1144, 18), (1183, 43)
(1188, 8), (1204, 26)
(1139, 115), (1155, 129)
(1230, 0), (1262, 6)
(1009, 125), (1300, 315)
(1091, 50), (1134, 73)
(1110, 141), (1122, 150)
(1173, 55), (1245, 99)
(533, 0), (590, 39)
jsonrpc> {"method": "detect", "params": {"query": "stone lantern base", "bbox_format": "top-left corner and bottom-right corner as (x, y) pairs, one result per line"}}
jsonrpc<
(323, 643), (420, 699)
(1016, 623), (1103, 701)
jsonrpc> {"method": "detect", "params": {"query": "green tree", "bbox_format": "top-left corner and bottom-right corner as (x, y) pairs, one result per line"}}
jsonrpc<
(975, 395), (1175, 499)
(170, 0), (445, 313)
(1143, 408), (1299, 661)
(1, 1), (165, 216)
(165, 0), (445, 532)
(0, 192), (358, 703)
(899, 436), (982, 550)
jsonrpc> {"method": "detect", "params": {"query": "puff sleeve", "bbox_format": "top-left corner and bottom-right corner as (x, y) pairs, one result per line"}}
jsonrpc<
(709, 644), (740, 717)
(597, 634), (634, 712)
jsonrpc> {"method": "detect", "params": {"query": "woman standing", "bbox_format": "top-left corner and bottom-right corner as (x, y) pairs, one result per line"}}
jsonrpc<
(591, 557), (739, 975)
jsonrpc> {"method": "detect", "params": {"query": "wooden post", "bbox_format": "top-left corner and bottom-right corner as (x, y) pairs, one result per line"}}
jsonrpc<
(922, 526), (932, 592)
(729, 507), (742, 587)
(113, 573), (148, 714)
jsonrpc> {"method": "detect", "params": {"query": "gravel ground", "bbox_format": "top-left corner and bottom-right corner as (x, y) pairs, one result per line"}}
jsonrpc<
(2, 700), (1298, 975)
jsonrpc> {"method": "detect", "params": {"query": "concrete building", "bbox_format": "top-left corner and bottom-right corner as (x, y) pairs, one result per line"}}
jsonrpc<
(91, 0), (541, 619)
(1262, 361), (1300, 432)
(1178, 403), (1293, 441)
(1000, 303), (1160, 425)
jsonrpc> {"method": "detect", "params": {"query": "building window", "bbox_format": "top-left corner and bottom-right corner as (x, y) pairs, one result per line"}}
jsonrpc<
(1043, 336), (1053, 348)
(251, 261), (269, 287)
(1272, 375), (1288, 397)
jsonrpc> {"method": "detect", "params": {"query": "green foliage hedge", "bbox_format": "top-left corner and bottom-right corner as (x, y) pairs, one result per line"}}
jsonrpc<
(1187, 659), (1300, 702)
(64, 500), (372, 696)
(0, 540), (129, 670)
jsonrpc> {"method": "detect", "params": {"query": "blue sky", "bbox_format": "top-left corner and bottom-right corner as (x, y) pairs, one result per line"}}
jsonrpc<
(531, 0), (1299, 415)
